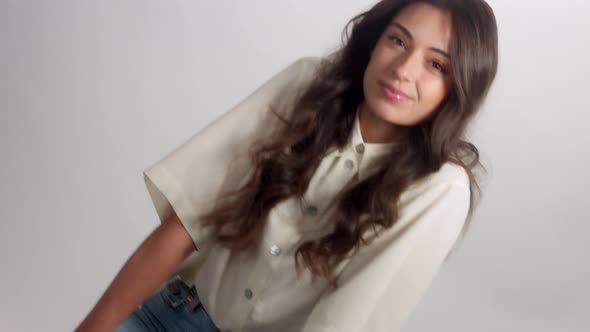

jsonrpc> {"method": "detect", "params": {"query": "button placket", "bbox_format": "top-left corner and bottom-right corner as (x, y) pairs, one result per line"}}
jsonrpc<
(269, 244), (282, 256)
(344, 159), (355, 171)
(355, 143), (365, 154)
(237, 202), (303, 331)
(295, 152), (360, 234)
(244, 288), (253, 300)
(239, 231), (293, 324)
(305, 205), (318, 217)
(265, 201), (302, 257)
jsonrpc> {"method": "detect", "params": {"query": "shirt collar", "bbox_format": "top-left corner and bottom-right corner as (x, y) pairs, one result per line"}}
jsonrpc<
(329, 105), (395, 182)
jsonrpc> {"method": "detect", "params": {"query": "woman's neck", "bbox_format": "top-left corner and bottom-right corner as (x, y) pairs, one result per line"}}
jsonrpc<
(358, 103), (408, 144)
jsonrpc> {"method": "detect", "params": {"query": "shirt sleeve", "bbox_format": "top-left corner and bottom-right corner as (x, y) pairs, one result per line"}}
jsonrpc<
(300, 177), (471, 332)
(142, 56), (321, 253)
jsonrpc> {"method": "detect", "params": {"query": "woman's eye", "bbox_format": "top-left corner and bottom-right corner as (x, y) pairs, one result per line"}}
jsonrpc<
(387, 35), (405, 48)
(431, 61), (447, 74)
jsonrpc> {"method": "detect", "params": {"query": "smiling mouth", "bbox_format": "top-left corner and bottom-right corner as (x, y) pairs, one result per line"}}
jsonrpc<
(379, 81), (413, 102)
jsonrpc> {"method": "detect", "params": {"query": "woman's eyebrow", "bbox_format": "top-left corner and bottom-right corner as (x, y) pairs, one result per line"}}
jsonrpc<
(390, 22), (414, 41)
(389, 22), (450, 59)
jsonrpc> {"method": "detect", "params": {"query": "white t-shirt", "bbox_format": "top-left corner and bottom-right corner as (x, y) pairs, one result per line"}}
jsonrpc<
(142, 56), (470, 332)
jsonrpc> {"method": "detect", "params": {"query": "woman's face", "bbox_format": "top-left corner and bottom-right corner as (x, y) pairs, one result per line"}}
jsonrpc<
(362, 2), (453, 129)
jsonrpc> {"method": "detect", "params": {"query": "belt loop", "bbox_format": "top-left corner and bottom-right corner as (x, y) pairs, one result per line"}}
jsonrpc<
(162, 277), (202, 312)
(185, 285), (201, 312)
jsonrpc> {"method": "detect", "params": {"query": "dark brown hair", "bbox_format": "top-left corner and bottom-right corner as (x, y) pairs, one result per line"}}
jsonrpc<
(199, 0), (498, 287)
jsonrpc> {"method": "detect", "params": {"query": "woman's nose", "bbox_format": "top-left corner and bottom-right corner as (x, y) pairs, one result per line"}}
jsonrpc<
(392, 51), (421, 82)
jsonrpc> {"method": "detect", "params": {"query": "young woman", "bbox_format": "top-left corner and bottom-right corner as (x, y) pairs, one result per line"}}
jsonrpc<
(77, 0), (498, 331)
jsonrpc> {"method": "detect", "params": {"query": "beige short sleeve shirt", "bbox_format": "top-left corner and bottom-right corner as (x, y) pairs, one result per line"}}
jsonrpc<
(142, 56), (470, 332)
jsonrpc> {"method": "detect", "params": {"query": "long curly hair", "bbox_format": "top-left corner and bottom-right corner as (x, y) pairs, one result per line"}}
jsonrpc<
(199, 0), (498, 287)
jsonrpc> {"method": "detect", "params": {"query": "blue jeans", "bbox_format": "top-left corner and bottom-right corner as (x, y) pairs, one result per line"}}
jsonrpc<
(115, 276), (220, 332)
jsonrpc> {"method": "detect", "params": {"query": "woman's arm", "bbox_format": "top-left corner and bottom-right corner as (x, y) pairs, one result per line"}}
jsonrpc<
(74, 56), (322, 331)
(74, 213), (196, 332)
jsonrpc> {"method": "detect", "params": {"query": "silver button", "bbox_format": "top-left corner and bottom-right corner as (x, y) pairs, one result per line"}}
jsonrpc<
(355, 144), (365, 154)
(269, 244), (282, 256)
(306, 205), (318, 216)
(344, 159), (355, 171)
(244, 288), (253, 299)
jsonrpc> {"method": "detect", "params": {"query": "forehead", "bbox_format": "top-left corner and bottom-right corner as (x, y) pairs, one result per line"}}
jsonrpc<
(390, 2), (452, 50)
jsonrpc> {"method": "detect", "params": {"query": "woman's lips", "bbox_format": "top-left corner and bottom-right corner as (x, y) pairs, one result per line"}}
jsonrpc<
(380, 82), (412, 102)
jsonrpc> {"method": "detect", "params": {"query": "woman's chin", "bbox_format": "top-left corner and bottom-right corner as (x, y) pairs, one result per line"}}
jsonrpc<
(376, 104), (413, 124)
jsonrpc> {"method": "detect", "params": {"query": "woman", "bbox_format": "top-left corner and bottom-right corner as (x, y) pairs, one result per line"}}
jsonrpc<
(77, 0), (498, 331)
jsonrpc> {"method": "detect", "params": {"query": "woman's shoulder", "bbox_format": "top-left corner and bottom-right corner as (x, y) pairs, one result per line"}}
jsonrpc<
(264, 55), (324, 112)
(430, 162), (470, 189)
(400, 162), (471, 205)
(277, 55), (324, 87)
(414, 162), (470, 190)
(291, 55), (324, 71)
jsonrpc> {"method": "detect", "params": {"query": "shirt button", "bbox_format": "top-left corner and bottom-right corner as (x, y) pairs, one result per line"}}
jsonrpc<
(244, 288), (253, 299)
(344, 159), (355, 171)
(269, 244), (282, 256)
(355, 144), (365, 154)
(305, 205), (318, 216)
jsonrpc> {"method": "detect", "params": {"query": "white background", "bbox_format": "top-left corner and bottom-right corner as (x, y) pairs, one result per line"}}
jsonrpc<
(1, 0), (589, 331)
